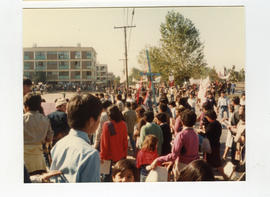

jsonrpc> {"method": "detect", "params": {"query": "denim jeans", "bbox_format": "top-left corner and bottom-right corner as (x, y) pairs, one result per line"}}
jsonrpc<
(140, 174), (147, 182)
(140, 167), (149, 182)
(128, 133), (136, 152)
(220, 106), (229, 119)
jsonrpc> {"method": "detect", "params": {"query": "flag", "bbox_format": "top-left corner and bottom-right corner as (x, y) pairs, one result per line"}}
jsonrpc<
(198, 77), (210, 106)
(218, 72), (230, 80)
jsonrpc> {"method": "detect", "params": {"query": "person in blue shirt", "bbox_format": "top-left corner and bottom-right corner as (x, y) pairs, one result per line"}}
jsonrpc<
(50, 94), (103, 182)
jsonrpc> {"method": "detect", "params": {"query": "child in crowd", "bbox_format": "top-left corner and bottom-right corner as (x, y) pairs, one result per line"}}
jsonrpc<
(178, 159), (215, 181)
(136, 135), (159, 182)
(187, 93), (196, 112)
(112, 159), (139, 182)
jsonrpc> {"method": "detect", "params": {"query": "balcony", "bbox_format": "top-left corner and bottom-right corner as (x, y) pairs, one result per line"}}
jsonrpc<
(82, 51), (92, 59)
(36, 66), (46, 70)
(35, 55), (46, 60)
(47, 62), (58, 70)
(70, 51), (81, 59)
(24, 66), (31, 70)
(47, 75), (58, 80)
(24, 56), (31, 60)
(59, 76), (69, 80)
(58, 52), (69, 60)
(47, 52), (57, 60)
(59, 65), (69, 70)
(24, 52), (34, 60)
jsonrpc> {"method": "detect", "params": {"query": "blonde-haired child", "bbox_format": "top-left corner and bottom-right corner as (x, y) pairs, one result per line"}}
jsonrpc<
(136, 135), (159, 182)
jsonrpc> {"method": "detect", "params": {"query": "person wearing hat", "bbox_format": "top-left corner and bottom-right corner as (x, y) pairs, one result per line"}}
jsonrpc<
(47, 98), (70, 146)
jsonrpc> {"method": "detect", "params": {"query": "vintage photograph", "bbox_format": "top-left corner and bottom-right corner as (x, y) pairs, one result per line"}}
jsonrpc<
(22, 5), (245, 183)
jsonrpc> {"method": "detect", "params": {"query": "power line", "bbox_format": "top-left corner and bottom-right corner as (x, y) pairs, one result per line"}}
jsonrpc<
(126, 8), (129, 26)
(127, 8), (135, 53)
(123, 8), (125, 26)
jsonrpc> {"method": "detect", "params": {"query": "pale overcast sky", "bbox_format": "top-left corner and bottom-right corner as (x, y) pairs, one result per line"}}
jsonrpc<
(23, 6), (245, 77)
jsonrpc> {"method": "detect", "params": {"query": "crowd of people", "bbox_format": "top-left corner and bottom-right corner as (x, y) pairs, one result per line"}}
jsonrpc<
(23, 77), (245, 183)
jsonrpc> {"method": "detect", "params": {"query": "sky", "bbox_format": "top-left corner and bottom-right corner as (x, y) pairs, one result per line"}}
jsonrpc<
(23, 6), (245, 78)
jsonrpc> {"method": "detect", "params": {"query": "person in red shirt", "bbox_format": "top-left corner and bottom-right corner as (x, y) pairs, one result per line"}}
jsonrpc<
(100, 105), (128, 182)
(136, 135), (159, 182)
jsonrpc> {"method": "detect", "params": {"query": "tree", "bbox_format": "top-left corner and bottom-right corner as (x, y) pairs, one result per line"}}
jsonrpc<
(113, 76), (121, 89)
(138, 11), (207, 85)
(129, 67), (143, 83)
(238, 68), (245, 82)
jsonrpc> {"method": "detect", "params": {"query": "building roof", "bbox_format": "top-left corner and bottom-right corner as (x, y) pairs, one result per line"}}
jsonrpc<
(23, 46), (97, 54)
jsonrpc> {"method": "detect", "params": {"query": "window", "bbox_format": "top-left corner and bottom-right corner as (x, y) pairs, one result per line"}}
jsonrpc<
(59, 61), (69, 69)
(86, 71), (92, 76)
(75, 71), (80, 79)
(24, 71), (34, 79)
(71, 71), (81, 79)
(24, 62), (34, 70)
(82, 51), (92, 59)
(35, 61), (46, 70)
(82, 61), (91, 69)
(47, 71), (58, 80)
(58, 51), (69, 59)
(75, 51), (81, 59)
(35, 51), (46, 60)
(24, 72), (30, 78)
(70, 51), (81, 59)
(24, 52), (33, 60)
(71, 61), (80, 69)
(47, 61), (58, 70)
(59, 71), (69, 80)
(47, 51), (57, 60)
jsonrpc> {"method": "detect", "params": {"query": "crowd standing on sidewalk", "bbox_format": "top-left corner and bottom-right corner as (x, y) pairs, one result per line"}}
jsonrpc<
(23, 78), (245, 183)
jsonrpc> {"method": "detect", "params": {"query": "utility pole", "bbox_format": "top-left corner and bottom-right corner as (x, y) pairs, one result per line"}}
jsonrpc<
(114, 25), (136, 91)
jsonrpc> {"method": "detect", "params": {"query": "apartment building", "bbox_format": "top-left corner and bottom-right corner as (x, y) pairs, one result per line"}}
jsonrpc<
(23, 45), (97, 85)
(96, 64), (108, 88)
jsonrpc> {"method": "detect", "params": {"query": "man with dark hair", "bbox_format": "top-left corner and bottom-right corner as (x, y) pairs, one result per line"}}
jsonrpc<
(206, 92), (216, 110)
(155, 112), (172, 156)
(158, 102), (170, 125)
(169, 101), (176, 119)
(23, 78), (33, 96)
(148, 109), (199, 180)
(47, 98), (69, 146)
(231, 96), (240, 126)
(116, 94), (124, 112)
(203, 110), (228, 180)
(99, 93), (105, 102)
(123, 102), (137, 154)
(50, 94), (103, 182)
(181, 109), (197, 127)
(139, 111), (163, 155)
(24, 93), (54, 174)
